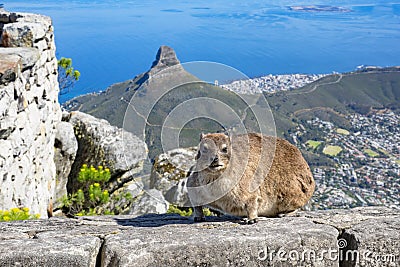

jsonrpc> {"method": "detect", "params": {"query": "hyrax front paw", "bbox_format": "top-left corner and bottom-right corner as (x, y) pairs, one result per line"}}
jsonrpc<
(193, 206), (205, 222)
(244, 217), (259, 224)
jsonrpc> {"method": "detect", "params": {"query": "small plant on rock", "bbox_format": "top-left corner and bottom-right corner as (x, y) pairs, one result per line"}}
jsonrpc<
(167, 205), (193, 217)
(167, 205), (215, 217)
(60, 164), (112, 216)
(0, 207), (40, 222)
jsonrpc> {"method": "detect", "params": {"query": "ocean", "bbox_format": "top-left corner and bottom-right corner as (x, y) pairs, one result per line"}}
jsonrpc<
(4, 0), (400, 102)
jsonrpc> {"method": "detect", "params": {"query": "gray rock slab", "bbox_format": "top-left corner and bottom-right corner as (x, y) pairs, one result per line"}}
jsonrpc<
(0, 235), (100, 267)
(297, 206), (400, 267)
(102, 216), (339, 267)
(296, 206), (400, 229)
(0, 218), (114, 267)
(345, 217), (400, 266)
(0, 207), (399, 267)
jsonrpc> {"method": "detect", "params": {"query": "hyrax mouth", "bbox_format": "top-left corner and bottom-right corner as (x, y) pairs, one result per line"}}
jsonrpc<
(210, 164), (223, 168)
(208, 162), (224, 170)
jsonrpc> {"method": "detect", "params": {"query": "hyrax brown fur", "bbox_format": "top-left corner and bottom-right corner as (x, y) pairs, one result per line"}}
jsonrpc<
(187, 132), (315, 224)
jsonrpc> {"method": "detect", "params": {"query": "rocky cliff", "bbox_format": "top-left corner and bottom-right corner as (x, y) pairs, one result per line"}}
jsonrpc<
(0, 10), (61, 217)
(0, 10), (164, 218)
(0, 206), (399, 267)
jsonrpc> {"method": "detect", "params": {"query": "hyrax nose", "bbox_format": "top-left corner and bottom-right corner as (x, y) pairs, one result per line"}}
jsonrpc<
(212, 155), (219, 163)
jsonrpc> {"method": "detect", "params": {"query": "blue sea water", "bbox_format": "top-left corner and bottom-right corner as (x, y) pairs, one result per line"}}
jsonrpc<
(4, 0), (400, 102)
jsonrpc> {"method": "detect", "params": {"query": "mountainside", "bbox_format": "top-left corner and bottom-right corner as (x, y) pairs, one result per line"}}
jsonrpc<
(64, 46), (195, 127)
(65, 46), (272, 159)
(66, 49), (400, 135)
(65, 47), (400, 160)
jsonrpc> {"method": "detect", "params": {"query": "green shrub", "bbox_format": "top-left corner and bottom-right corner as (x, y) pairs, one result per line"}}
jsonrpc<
(61, 164), (136, 216)
(60, 164), (113, 216)
(78, 164), (111, 183)
(0, 207), (40, 222)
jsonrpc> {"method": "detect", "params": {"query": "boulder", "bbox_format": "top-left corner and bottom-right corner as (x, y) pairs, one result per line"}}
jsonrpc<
(66, 111), (148, 193)
(127, 188), (168, 217)
(56, 111), (167, 217)
(53, 121), (78, 208)
(99, 177), (168, 217)
(149, 147), (197, 206)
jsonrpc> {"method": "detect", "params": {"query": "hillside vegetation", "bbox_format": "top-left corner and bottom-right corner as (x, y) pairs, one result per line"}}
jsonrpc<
(266, 70), (400, 137)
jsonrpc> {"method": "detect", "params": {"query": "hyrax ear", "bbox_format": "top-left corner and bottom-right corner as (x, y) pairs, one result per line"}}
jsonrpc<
(200, 132), (205, 140)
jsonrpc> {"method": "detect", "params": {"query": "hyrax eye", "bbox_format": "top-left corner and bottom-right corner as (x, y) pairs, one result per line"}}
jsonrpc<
(202, 144), (209, 152)
(221, 147), (228, 153)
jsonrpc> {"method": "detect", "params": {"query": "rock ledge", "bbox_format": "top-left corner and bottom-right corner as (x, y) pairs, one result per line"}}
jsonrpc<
(0, 206), (399, 267)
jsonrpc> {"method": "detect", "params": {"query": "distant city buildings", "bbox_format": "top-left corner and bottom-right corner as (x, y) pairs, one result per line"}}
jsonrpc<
(221, 74), (327, 94)
(298, 112), (399, 210)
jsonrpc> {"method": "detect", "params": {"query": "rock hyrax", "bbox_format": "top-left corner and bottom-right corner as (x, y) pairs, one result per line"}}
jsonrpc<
(187, 132), (315, 223)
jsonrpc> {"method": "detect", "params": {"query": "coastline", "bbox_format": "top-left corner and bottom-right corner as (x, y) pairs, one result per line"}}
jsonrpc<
(221, 66), (400, 95)
(221, 73), (327, 95)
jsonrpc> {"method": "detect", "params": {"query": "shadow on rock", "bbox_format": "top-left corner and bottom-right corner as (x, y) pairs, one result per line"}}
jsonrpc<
(113, 213), (242, 227)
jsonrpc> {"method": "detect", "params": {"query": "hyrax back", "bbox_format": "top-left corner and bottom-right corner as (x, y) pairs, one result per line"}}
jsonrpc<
(187, 133), (315, 223)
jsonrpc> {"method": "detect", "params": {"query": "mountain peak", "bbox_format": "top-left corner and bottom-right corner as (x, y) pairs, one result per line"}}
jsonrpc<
(149, 46), (181, 75)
